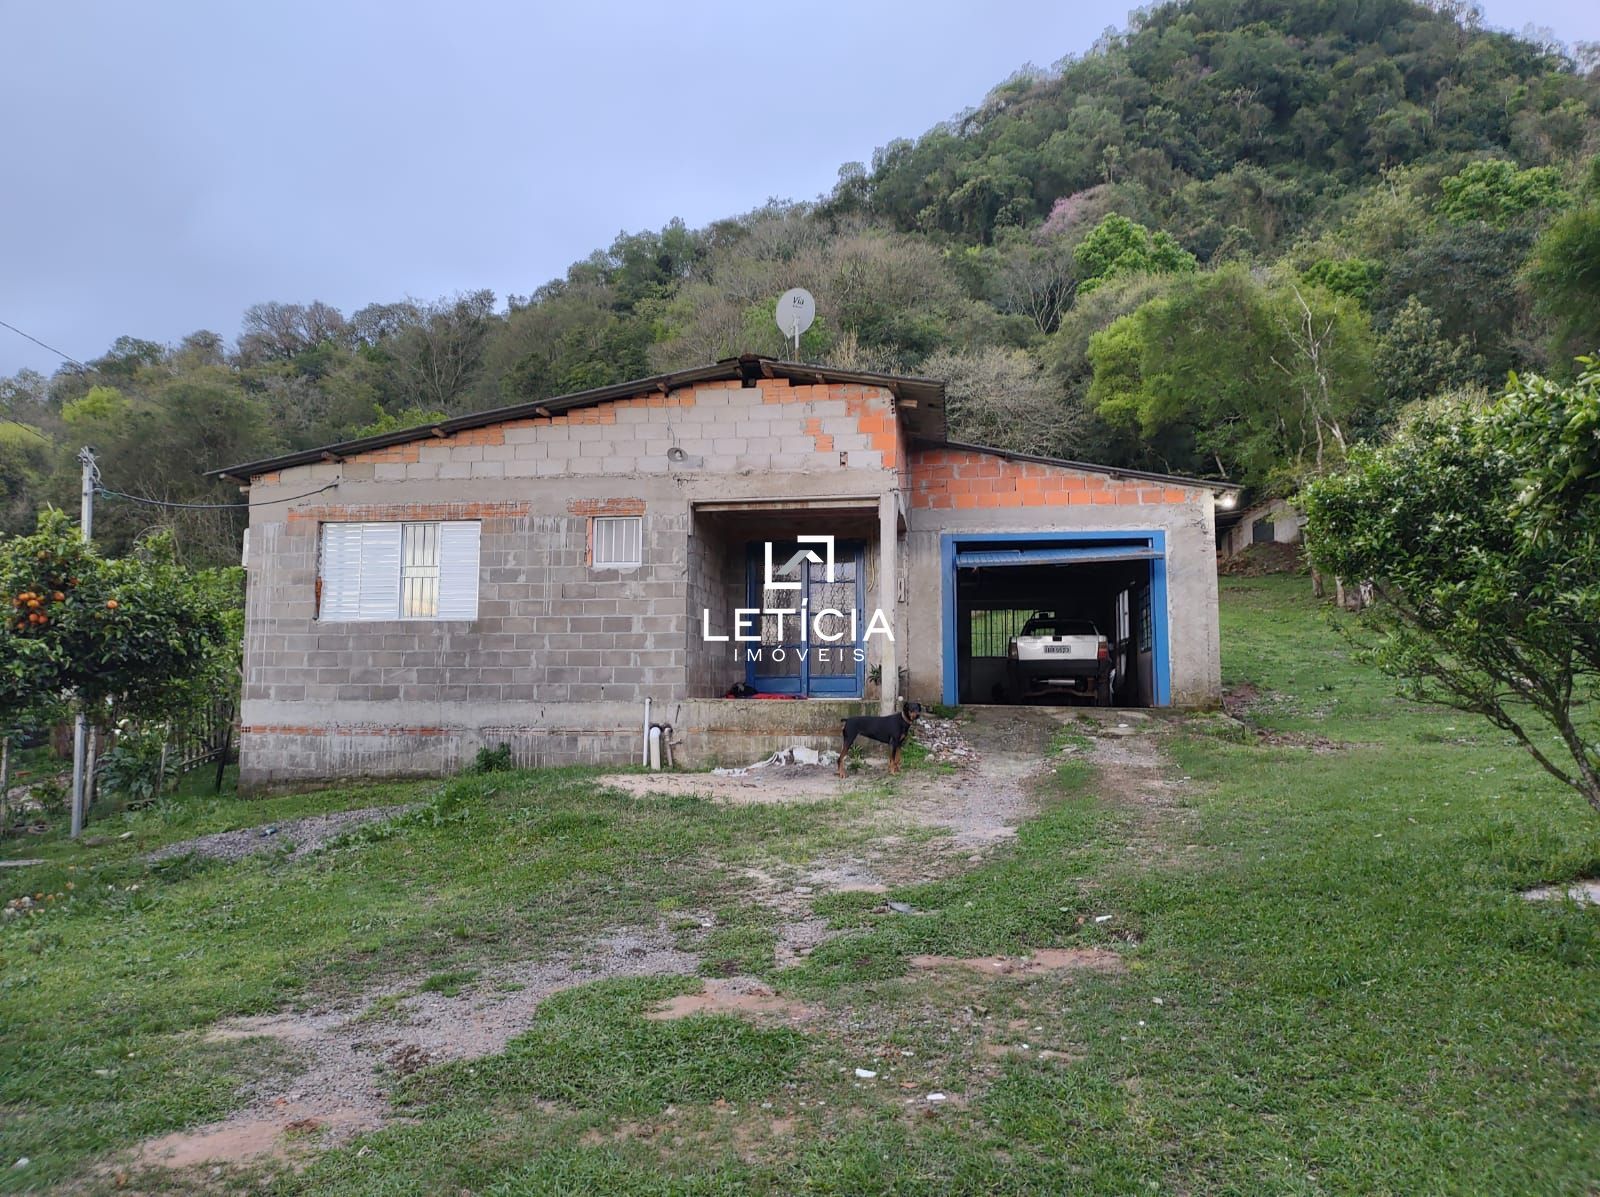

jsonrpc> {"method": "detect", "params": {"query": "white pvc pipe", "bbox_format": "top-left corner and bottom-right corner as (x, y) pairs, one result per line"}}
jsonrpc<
(642, 696), (651, 766)
(648, 726), (662, 771)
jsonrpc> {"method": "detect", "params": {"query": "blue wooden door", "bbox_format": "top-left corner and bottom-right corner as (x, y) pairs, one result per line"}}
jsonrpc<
(746, 540), (865, 697)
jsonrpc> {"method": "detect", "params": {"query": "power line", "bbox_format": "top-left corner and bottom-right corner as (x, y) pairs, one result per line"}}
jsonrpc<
(95, 482), (339, 511)
(0, 394), (45, 439)
(0, 318), (89, 370)
(0, 317), (87, 438)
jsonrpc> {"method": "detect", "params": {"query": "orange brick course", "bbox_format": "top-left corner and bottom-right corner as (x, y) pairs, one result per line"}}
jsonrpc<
(347, 442), (422, 465)
(286, 501), (532, 526)
(242, 725), (449, 738)
(908, 448), (1196, 510)
(802, 417), (834, 453)
(568, 498), (646, 516)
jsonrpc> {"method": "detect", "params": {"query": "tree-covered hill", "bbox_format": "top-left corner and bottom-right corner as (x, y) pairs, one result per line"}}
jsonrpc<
(850, 0), (1593, 246)
(4, 0), (1598, 565)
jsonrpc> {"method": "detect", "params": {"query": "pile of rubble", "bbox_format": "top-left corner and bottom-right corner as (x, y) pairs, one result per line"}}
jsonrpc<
(913, 716), (979, 768)
(711, 745), (840, 777)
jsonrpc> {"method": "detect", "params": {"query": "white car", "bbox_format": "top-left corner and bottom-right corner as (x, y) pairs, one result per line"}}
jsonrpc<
(1006, 615), (1114, 705)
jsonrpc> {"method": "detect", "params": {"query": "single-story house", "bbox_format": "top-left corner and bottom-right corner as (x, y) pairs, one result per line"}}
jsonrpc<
(211, 355), (1240, 788)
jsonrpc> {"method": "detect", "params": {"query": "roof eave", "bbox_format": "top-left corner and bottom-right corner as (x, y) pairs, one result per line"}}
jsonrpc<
(924, 438), (1244, 493)
(208, 354), (947, 482)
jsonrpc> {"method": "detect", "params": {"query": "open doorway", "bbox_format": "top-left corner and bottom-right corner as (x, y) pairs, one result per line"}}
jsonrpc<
(940, 533), (1169, 708)
(689, 500), (889, 701)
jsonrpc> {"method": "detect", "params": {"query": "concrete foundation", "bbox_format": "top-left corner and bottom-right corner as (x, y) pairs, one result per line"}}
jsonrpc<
(239, 698), (873, 789)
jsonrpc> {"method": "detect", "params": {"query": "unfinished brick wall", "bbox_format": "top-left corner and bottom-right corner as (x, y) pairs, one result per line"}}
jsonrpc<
(275, 380), (908, 482)
(908, 448), (1195, 509)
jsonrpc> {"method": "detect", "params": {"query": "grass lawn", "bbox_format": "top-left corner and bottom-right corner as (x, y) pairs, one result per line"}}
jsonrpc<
(3, 573), (1598, 1195)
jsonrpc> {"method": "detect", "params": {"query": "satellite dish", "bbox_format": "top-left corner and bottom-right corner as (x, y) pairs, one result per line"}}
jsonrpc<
(775, 288), (815, 355)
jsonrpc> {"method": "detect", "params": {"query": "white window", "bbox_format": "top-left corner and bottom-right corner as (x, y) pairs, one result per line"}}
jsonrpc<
(319, 521), (479, 621)
(592, 516), (643, 569)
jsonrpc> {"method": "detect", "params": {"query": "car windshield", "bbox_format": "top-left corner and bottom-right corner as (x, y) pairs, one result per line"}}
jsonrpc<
(1020, 618), (1098, 637)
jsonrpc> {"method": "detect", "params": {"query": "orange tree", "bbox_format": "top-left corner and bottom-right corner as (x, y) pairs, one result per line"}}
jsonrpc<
(0, 509), (233, 752)
(1304, 359), (1600, 816)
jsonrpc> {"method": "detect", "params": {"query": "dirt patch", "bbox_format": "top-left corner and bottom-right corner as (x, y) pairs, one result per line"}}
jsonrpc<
(908, 947), (1125, 977)
(662, 710), (1064, 972)
(596, 716), (983, 807)
(129, 1103), (374, 1173)
(1254, 727), (1350, 752)
(888, 707), (1060, 851)
(804, 861), (887, 893)
(118, 928), (698, 1173)
(597, 766), (846, 804)
(1077, 716), (1201, 864)
(145, 805), (414, 865)
(980, 1042), (1082, 1062)
(1522, 879), (1600, 905)
(734, 864), (853, 969)
(1223, 686), (1352, 752)
(1222, 681), (1262, 719)
(644, 977), (817, 1023)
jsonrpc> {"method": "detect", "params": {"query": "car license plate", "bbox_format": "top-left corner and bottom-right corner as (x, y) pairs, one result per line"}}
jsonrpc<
(1043, 645), (1069, 654)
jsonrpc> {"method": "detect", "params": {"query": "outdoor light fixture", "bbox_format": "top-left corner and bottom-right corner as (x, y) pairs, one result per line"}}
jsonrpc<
(1217, 492), (1237, 509)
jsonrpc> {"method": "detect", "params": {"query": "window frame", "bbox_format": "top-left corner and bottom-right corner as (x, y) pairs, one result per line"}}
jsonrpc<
(317, 519), (480, 623)
(590, 515), (644, 570)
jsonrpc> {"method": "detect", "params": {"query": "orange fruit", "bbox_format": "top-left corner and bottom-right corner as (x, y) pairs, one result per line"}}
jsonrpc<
(52, 592), (64, 601)
(106, 599), (119, 610)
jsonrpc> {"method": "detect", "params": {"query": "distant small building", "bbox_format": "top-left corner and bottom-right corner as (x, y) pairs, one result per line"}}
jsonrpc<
(1216, 496), (1303, 561)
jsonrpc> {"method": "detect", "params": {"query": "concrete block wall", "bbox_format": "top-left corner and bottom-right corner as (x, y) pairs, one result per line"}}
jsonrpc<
(684, 526), (746, 699)
(902, 447), (1222, 708)
(238, 379), (904, 787)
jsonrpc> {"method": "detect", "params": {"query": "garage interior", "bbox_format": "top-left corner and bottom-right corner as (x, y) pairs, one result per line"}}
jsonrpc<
(951, 540), (1161, 708)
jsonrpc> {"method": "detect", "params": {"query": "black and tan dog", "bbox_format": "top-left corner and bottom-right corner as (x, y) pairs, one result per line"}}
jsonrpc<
(838, 702), (924, 777)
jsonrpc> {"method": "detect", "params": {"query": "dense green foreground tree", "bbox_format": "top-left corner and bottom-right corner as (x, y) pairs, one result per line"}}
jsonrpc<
(0, 512), (236, 764)
(1303, 360), (1600, 815)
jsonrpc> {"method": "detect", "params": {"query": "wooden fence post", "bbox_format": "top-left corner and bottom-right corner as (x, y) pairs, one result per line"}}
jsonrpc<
(153, 722), (170, 801)
(214, 720), (232, 794)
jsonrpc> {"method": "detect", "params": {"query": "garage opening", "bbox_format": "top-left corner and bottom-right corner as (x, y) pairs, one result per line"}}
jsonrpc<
(941, 535), (1169, 708)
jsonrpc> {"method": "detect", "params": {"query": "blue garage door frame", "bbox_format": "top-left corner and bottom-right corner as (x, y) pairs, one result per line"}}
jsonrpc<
(939, 530), (1171, 707)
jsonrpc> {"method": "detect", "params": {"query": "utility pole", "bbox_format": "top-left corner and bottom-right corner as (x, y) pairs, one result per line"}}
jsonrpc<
(69, 447), (96, 838)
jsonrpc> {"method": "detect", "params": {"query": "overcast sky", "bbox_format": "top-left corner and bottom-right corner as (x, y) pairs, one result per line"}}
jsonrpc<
(2, 0), (1597, 376)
